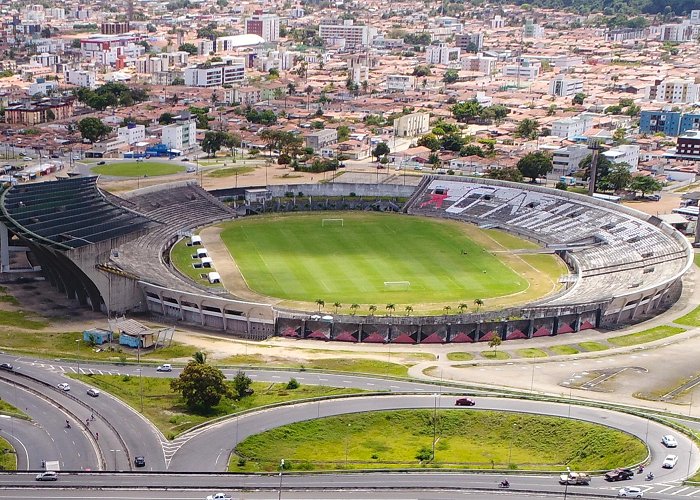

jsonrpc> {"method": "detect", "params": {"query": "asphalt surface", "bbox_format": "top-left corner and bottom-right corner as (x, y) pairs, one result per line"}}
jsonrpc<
(0, 354), (698, 499)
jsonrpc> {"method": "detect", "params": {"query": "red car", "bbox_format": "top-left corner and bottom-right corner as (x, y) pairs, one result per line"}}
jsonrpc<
(455, 397), (475, 406)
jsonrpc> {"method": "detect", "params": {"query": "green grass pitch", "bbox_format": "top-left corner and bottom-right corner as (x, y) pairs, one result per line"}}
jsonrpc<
(91, 161), (185, 177)
(219, 213), (528, 305)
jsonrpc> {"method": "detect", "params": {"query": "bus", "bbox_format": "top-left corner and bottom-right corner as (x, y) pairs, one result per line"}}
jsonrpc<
(592, 192), (621, 204)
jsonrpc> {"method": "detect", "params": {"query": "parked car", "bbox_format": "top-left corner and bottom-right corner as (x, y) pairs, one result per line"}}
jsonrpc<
(156, 364), (172, 372)
(180, 157), (190, 161)
(647, 194), (661, 201)
(0, 363), (13, 371)
(97, 161), (106, 165)
(35, 471), (58, 481)
(605, 468), (635, 481)
(57, 382), (70, 391)
(662, 435), (678, 448)
(663, 454), (679, 468)
(86, 388), (100, 397)
(455, 398), (475, 406)
(618, 486), (643, 498)
(134, 456), (146, 467)
(206, 493), (232, 500)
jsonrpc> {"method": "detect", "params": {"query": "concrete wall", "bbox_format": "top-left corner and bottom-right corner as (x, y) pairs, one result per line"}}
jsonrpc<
(267, 183), (416, 198)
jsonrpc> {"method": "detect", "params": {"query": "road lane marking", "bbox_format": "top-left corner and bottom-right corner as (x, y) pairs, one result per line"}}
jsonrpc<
(658, 486), (677, 493)
(671, 487), (689, 495)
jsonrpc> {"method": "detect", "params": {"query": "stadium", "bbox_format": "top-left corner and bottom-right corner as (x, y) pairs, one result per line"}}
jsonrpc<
(0, 175), (692, 344)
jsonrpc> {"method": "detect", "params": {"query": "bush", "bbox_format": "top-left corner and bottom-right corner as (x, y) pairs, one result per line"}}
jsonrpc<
(415, 446), (433, 462)
(237, 457), (247, 467)
(286, 378), (300, 390)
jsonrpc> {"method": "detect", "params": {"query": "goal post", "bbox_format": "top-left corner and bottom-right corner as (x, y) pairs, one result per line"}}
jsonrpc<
(322, 218), (344, 227)
(384, 281), (411, 290)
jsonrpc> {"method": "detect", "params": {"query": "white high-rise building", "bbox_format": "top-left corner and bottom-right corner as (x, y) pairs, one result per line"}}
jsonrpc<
(184, 58), (245, 87)
(646, 79), (700, 104)
(318, 20), (372, 49)
(117, 123), (146, 145)
(64, 69), (96, 88)
(425, 44), (460, 65)
(161, 121), (197, 151)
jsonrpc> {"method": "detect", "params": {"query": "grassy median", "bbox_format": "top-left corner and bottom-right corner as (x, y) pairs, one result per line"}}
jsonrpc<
(232, 409), (646, 472)
(608, 325), (686, 347)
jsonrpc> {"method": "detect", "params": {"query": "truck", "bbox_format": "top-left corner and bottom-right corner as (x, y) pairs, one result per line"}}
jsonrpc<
(559, 471), (591, 485)
(205, 494), (232, 500)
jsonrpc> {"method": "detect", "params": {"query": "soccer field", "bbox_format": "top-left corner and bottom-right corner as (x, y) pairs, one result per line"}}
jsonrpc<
(91, 161), (185, 177)
(219, 213), (557, 310)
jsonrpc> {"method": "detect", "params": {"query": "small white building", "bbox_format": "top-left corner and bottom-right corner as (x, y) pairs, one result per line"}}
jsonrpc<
(551, 114), (595, 140)
(162, 120), (197, 151)
(28, 79), (58, 96)
(603, 144), (640, 171)
(386, 75), (416, 92)
(426, 44), (460, 65)
(394, 112), (430, 137)
(117, 123), (146, 145)
(64, 69), (96, 88)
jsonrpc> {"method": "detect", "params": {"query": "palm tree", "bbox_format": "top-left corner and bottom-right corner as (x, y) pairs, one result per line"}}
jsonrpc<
(474, 298), (484, 312)
(368, 304), (377, 316)
(333, 301), (342, 314)
(305, 85), (313, 111)
(443, 305), (452, 315)
(192, 351), (207, 364)
(350, 303), (359, 315)
(458, 303), (468, 314)
(405, 305), (413, 316)
(386, 303), (395, 316)
(315, 299), (325, 312)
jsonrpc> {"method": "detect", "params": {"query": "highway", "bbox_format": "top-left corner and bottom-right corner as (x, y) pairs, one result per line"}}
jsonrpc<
(0, 354), (698, 499)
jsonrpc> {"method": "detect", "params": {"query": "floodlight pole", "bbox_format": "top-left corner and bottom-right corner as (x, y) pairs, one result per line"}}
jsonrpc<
(278, 459), (284, 500)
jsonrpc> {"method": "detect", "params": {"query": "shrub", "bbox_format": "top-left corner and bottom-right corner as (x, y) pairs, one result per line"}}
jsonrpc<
(286, 378), (300, 390)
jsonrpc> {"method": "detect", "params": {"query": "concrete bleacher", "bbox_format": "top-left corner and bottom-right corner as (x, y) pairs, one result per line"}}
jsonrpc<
(110, 182), (237, 292)
(408, 178), (690, 307)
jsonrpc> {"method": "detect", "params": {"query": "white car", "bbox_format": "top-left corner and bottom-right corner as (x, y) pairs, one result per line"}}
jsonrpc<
(35, 471), (58, 481)
(57, 382), (70, 391)
(156, 364), (172, 372)
(206, 494), (232, 500)
(662, 435), (678, 447)
(86, 388), (100, 397)
(663, 454), (679, 468)
(618, 486), (643, 498)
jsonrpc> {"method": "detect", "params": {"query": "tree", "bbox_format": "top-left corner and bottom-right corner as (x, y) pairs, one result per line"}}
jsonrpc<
(516, 151), (553, 182)
(412, 65), (431, 77)
(337, 125), (350, 143)
(170, 362), (231, 412)
(546, 104), (557, 116)
(232, 370), (253, 399)
(178, 43), (198, 55)
(443, 305), (452, 315)
(372, 142), (390, 162)
(602, 163), (632, 191)
(368, 304), (377, 316)
(578, 154), (613, 185)
(572, 92), (586, 105)
(514, 119), (540, 140)
(385, 303), (395, 316)
(612, 127), (627, 144)
(488, 334), (502, 354)
(158, 112), (176, 125)
(417, 133), (441, 151)
(443, 69), (459, 84)
(451, 100), (483, 123)
(315, 299), (325, 312)
(333, 301), (342, 313)
(405, 305), (413, 316)
(486, 167), (523, 183)
(460, 144), (484, 157)
(458, 303), (468, 314)
(629, 176), (662, 197)
(474, 298), (484, 312)
(77, 117), (111, 144)
(441, 133), (465, 152)
(350, 303), (359, 315)
(201, 130), (227, 156)
(192, 351), (207, 364)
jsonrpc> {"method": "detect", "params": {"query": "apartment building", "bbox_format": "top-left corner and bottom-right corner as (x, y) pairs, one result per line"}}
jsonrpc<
(28, 78), (58, 96)
(117, 123), (146, 145)
(552, 144), (590, 176)
(161, 120), (197, 151)
(425, 44), (460, 65)
(223, 86), (262, 105)
(659, 23), (694, 42)
(676, 131), (700, 159)
(385, 74), (416, 92)
(134, 52), (188, 75)
(4, 97), (75, 125)
(456, 32), (483, 52)
(549, 75), (583, 98)
(646, 79), (700, 104)
(31, 53), (60, 67)
(318, 20), (371, 49)
(491, 15), (505, 29)
(551, 114), (594, 140)
(184, 58), (245, 87)
(460, 54), (496, 74)
(101, 22), (130, 35)
(523, 19), (544, 38)
(306, 129), (338, 151)
(64, 69), (96, 88)
(603, 144), (639, 170)
(640, 110), (681, 136)
(245, 14), (279, 42)
(502, 60), (540, 80)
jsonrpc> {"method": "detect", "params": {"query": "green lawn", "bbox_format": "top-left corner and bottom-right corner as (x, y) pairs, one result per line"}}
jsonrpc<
(675, 305), (700, 327)
(207, 166), (256, 178)
(218, 355), (410, 378)
(516, 348), (547, 358)
(480, 351), (510, 360)
(232, 409), (646, 472)
(170, 238), (222, 288)
(0, 310), (46, 330)
(694, 253), (700, 268)
(549, 345), (579, 356)
(446, 352), (474, 362)
(608, 325), (687, 347)
(483, 229), (539, 250)
(91, 161), (185, 177)
(71, 374), (366, 439)
(578, 342), (609, 352)
(219, 213), (530, 306)
(0, 437), (16, 470)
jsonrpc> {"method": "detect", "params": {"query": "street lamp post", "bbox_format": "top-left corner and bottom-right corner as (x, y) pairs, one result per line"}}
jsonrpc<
(278, 459), (285, 500)
(75, 338), (81, 374)
(345, 423), (351, 466)
(432, 393), (439, 461)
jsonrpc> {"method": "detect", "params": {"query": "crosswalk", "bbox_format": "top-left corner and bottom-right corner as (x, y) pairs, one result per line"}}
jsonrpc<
(604, 482), (700, 497)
